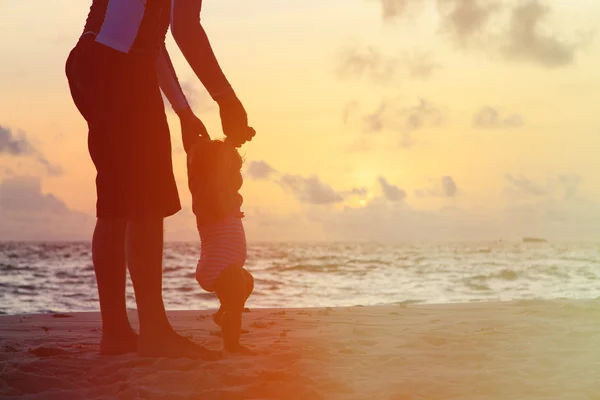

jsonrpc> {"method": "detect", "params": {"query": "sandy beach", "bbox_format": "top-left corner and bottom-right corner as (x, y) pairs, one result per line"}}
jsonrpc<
(2, 299), (600, 399)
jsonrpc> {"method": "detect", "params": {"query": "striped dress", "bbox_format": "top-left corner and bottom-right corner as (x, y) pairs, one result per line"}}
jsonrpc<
(195, 211), (247, 292)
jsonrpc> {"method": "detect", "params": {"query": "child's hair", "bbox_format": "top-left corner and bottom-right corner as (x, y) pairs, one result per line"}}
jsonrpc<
(187, 138), (244, 224)
(190, 138), (242, 173)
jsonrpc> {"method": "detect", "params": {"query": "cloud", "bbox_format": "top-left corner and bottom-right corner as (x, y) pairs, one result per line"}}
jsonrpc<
(473, 107), (524, 129)
(0, 126), (35, 155)
(416, 176), (459, 198)
(405, 52), (441, 79)
(363, 103), (387, 134)
(442, 176), (458, 197)
(369, 0), (587, 68)
(336, 46), (440, 84)
(437, 0), (500, 43)
(4, 171), (599, 243)
(246, 160), (278, 180)
(504, 173), (582, 201)
(505, 173), (548, 197)
(376, 0), (410, 22)
(342, 187), (369, 198)
(361, 98), (444, 147)
(0, 176), (94, 240)
(378, 176), (407, 202)
(0, 125), (62, 176)
(336, 46), (399, 83)
(503, 1), (586, 68)
(278, 174), (345, 205)
(308, 195), (600, 242)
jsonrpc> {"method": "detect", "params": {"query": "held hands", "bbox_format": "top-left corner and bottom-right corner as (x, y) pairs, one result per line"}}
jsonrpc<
(217, 92), (256, 148)
(177, 91), (256, 153)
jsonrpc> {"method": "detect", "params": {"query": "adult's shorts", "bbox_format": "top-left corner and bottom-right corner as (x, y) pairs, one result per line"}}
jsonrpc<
(65, 35), (181, 219)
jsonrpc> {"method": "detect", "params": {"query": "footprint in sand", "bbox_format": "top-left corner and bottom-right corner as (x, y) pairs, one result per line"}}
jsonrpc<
(352, 328), (367, 336)
(210, 329), (250, 337)
(28, 346), (71, 357)
(356, 339), (377, 347)
(250, 320), (276, 329)
(2, 345), (19, 353)
(422, 336), (446, 346)
(52, 313), (72, 319)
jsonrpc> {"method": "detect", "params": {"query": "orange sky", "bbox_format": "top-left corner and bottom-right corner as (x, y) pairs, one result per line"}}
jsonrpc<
(1, 0), (599, 242)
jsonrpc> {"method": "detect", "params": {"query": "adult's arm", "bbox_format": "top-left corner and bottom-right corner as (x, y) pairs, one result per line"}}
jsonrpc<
(156, 44), (209, 152)
(171, 0), (255, 147)
(170, 0), (233, 102)
(156, 44), (190, 114)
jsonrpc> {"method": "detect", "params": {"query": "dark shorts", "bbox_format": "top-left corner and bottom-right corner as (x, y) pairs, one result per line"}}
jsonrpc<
(65, 36), (181, 219)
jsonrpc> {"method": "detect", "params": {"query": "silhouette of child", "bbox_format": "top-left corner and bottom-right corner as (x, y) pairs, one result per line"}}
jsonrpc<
(187, 136), (255, 355)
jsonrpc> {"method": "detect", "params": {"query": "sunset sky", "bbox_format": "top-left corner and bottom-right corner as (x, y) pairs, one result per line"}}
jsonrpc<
(1, 0), (599, 242)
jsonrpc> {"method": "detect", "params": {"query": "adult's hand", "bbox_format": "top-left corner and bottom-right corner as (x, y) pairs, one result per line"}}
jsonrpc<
(177, 107), (210, 153)
(217, 93), (256, 148)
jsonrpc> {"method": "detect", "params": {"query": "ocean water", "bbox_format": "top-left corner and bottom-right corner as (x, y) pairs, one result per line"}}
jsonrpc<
(0, 241), (599, 315)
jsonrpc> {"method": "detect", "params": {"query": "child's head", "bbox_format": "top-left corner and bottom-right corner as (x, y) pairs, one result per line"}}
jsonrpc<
(187, 137), (243, 200)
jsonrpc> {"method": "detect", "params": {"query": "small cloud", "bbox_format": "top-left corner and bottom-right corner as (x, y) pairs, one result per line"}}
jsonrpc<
(362, 103), (388, 134)
(505, 173), (584, 202)
(0, 125), (35, 156)
(336, 46), (399, 83)
(361, 98), (444, 148)
(415, 176), (459, 198)
(505, 173), (548, 197)
(473, 107), (524, 129)
(342, 187), (369, 198)
(378, 176), (406, 202)
(377, 0), (410, 22)
(0, 125), (62, 176)
(442, 176), (458, 197)
(246, 160), (278, 180)
(279, 174), (344, 205)
(437, 0), (500, 43)
(503, 1), (583, 68)
(404, 52), (442, 79)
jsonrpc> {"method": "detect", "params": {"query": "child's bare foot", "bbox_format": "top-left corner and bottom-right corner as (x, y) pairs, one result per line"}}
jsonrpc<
(100, 329), (138, 356)
(138, 330), (221, 360)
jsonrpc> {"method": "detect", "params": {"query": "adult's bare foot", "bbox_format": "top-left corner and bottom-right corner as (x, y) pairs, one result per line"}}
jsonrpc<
(100, 330), (138, 356)
(138, 330), (221, 360)
(224, 343), (255, 356)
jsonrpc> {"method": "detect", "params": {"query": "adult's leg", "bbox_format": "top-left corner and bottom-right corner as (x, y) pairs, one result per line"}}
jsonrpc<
(128, 218), (220, 360)
(66, 43), (137, 355)
(93, 218), (138, 355)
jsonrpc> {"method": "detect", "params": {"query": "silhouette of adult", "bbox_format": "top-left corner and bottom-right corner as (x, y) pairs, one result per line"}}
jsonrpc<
(65, 0), (254, 358)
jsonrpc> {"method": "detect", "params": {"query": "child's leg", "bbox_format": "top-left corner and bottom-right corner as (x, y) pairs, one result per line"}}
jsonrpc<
(213, 265), (253, 353)
(213, 268), (254, 326)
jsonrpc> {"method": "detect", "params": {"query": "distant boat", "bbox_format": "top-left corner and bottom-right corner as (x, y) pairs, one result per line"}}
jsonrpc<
(522, 237), (547, 243)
